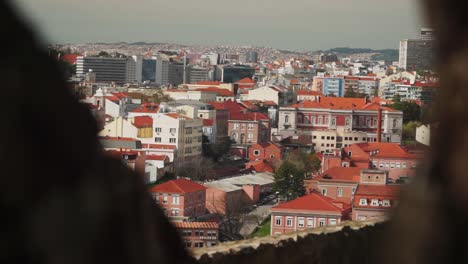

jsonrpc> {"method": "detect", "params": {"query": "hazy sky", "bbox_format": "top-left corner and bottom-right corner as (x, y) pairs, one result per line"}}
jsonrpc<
(12, 0), (424, 51)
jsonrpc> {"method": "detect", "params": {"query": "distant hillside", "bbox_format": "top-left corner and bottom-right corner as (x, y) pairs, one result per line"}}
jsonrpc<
(320, 47), (399, 62)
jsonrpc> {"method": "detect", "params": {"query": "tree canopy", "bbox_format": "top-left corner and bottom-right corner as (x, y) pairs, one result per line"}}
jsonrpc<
(391, 100), (421, 123)
(273, 161), (306, 201)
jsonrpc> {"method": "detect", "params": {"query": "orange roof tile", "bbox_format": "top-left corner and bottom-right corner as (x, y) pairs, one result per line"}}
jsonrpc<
(291, 97), (398, 112)
(173, 222), (219, 229)
(131, 103), (160, 113)
(149, 178), (207, 194)
(271, 191), (349, 213)
(317, 167), (361, 182)
(236, 77), (255, 84)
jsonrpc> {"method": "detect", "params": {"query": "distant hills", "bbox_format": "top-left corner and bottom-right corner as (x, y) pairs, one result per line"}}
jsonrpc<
(321, 47), (399, 62)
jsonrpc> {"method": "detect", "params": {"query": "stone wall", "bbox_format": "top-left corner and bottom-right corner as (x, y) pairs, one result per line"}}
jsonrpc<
(193, 219), (387, 264)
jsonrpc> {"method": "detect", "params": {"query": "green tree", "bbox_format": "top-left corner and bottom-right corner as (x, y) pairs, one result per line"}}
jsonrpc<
(391, 101), (421, 123)
(402, 121), (421, 141)
(285, 150), (321, 176)
(392, 94), (402, 103)
(274, 161), (306, 201)
(344, 89), (367, 98)
(151, 90), (173, 104)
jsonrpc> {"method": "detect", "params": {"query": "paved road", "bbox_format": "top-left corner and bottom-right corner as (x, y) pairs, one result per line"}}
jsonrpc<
(239, 200), (276, 237)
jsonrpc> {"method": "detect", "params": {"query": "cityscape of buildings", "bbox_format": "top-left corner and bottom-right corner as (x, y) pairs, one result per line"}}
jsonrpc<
(55, 27), (435, 249)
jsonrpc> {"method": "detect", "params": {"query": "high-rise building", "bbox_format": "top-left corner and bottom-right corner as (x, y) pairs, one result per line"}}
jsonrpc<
(155, 56), (169, 85)
(187, 66), (211, 84)
(399, 28), (435, 71)
(142, 58), (157, 83)
(220, 65), (255, 83)
(168, 62), (185, 85)
(246, 51), (258, 63)
(77, 56), (128, 84)
(398, 39), (434, 71)
(420, 27), (435, 41)
(126, 55), (143, 83)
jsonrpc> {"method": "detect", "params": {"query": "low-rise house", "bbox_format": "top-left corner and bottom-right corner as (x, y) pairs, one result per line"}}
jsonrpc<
(149, 178), (207, 219)
(296, 90), (322, 102)
(175, 222), (219, 248)
(204, 172), (275, 214)
(352, 184), (399, 221)
(308, 167), (361, 204)
(145, 155), (172, 184)
(248, 142), (284, 162)
(270, 191), (351, 236)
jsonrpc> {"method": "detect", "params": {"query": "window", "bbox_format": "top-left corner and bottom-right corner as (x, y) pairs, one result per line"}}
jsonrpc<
(331, 118), (336, 126)
(371, 199), (379, 206)
(194, 242), (204, 248)
(248, 123), (254, 129)
(383, 200), (391, 207)
(171, 208), (179, 216)
(285, 115), (289, 124)
(312, 116), (316, 124)
(155, 137), (162, 143)
(345, 118), (350, 126)
(253, 150), (260, 156)
(344, 137), (348, 140)
(170, 138), (176, 143)
(367, 119), (371, 127)
(385, 163), (389, 168)
(326, 144), (330, 147)
(329, 219), (337, 226)
(182, 230), (192, 236)
(319, 219), (326, 227)
(195, 230), (204, 236)
(322, 188), (327, 196)
(402, 162), (407, 168)
(296, 218), (305, 228)
(275, 216), (282, 226)
(185, 127), (192, 134)
(321, 136), (325, 140)
(163, 194), (168, 204)
(307, 218), (315, 228)
(185, 147), (192, 154)
(233, 123), (239, 129)
(172, 195), (180, 205)
(326, 136), (330, 140)
(248, 133), (253, 139)
(304, 116), (309, 124)
(331, 136), (335, 140)
(359, 198), (367, 206)
(155, 127), (162, 133)
(354, 137), (358, 141)
(379, 162), (384, 168)
(396, 162), (401, 168)
(185, 242), (192, 248)
(337, 188), (343, 197)
(185, 137), (192, 144)
(313, 136), (317, 139)
(170, 128), (177, 133)
(348, 151), (352, 157)
(325, 117), (329, 124)
(286, 217), (293, 227)
(390, 163), (395, 168)
(393, 119), (397, 128)
(318, 117), (322, 124)
(362, 138), (366, 141)
(352, 187), (356, 194)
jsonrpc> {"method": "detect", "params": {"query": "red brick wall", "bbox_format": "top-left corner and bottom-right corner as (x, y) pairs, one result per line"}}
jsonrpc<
(317, 182), (357, 204)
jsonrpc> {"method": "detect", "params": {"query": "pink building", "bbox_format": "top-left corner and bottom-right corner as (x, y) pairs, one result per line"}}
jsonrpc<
(228, 112), (271, 146)
(174, 222), (219, 248)
(308, 167), (361, 204)
(352, 184), (400, 221)
(248, 142), (284, 162)
(149, 178), (207, 219)
(270, 191), (351, 236)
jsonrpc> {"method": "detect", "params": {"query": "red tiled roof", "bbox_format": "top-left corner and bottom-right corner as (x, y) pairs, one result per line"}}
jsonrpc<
(112, 92), (129, 99)
(245, 160), (274, 173)
(196, 87), (234, 97)
(142, 144), (176, 150)
(236, 77), (255, 84)
(132, 116), (153, 128)
(165, 113), (191, 120)
(229, 111), (269, 121)
(413, 81), (439, 88)
(131, 103), (160, 113)
(353, 184), (400, 208)
(317, 167), (361, 182)
(197, 81), (222, 85)
(60, 54), (78, 64)
(149, 178), (207, 194)
(291, 97), (398, 112)
(203, 119), (214, 126)
(173, 222), (219, 229)
(251, 141), (284, 150)
(271, 192), (349, 214)
(350, 143), (419, 159)
(146, 155), (168, 161)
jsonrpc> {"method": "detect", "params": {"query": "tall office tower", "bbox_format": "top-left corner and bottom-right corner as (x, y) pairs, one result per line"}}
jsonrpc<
(77, 56), (128, 84)
(155, 55), (169, 85)
(168, 61), (185, 85)
(398, 39), (434, 71)
(142, 58), (157, 83)
(126, 55), (143, 83)
(420, 28), (435, 41)
(187, 66), (211, 84)
(246, 50), (258, 63)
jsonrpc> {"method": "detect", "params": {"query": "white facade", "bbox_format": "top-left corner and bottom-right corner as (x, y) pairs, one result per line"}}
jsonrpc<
(247, 86), (280, 104)
(145, 158), (170, 183)
(164, 90), (218, 102)
(416, 124), (431, 146)
(126, 55), (143, 83)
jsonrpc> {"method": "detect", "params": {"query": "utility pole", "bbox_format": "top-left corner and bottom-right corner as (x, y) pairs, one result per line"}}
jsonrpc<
(183, 52), (187, 84)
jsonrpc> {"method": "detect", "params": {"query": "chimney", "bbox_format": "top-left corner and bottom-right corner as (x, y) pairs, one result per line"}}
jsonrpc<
(377, 108), (382, 142)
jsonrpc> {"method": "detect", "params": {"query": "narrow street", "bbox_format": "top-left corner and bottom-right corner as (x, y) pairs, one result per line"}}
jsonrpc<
(239, 199), (276, 237)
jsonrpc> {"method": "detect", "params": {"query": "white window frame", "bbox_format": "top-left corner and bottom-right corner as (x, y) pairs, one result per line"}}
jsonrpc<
(163, 194), (168, 204)
(307, 218), (315, 228)
(275, 216), (282, 226)
(383, 200), (391, 207)
(371, 199), (379, 206)
(329, 219), (337, 226)
(359, 198), (367, 206)
(319, 218), (326, 227)
(298, 217), (305, 228)
(172, 195), (180, 205)
(337, 188), (343, 197)
(286, 217), (293, 227)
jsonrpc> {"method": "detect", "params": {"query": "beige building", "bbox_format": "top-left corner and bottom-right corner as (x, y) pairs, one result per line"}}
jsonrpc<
(416, 124), (431, 146)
